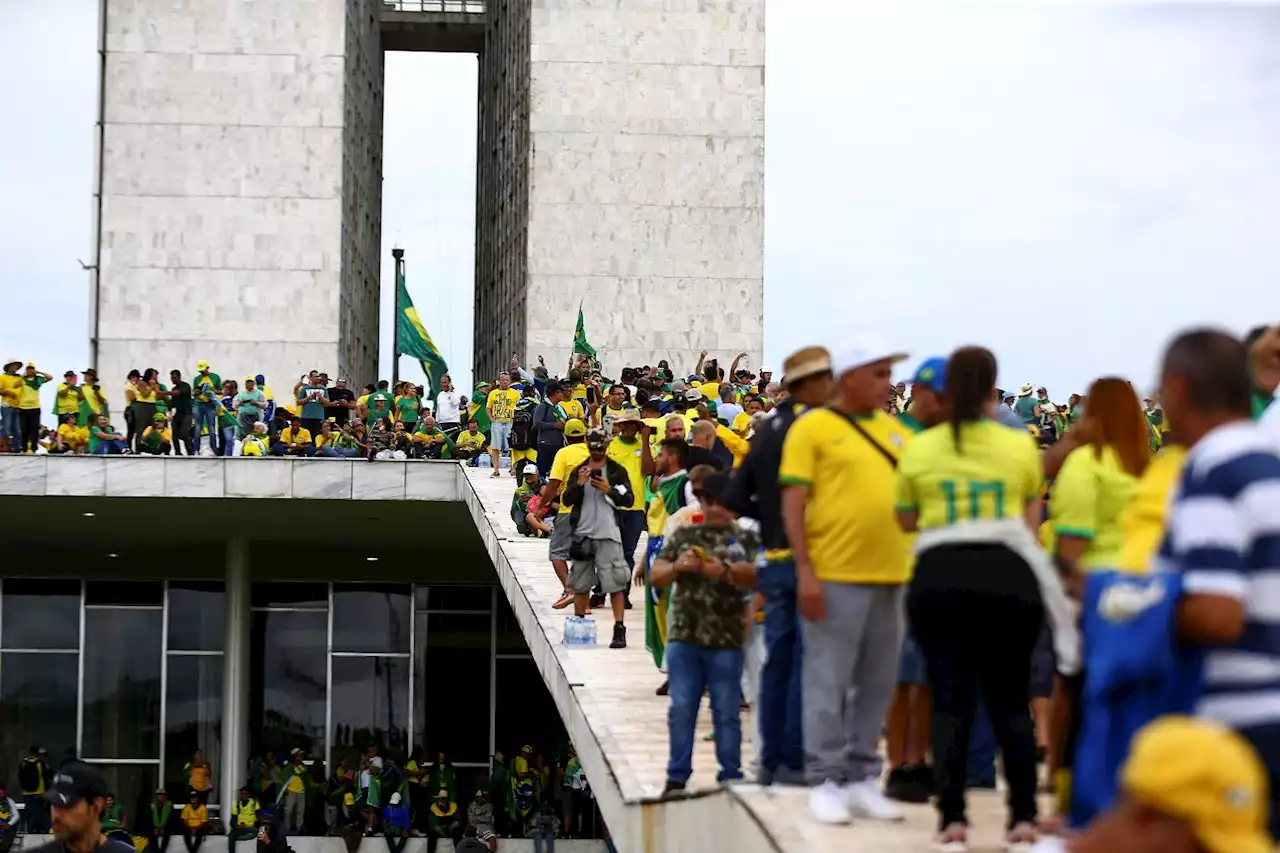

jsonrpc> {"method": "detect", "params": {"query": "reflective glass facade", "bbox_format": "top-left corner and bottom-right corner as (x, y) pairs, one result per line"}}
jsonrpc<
(0, 576), (562, 824)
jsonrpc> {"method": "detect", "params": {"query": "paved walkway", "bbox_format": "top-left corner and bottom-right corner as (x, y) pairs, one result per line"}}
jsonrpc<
(460, 465), (1038, 852)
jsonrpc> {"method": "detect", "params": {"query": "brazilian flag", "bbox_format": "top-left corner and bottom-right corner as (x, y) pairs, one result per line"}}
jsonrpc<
(573, 302), (597, 361)
(396, 264), (449, 399)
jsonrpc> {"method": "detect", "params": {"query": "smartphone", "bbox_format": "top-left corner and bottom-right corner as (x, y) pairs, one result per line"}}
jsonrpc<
(590, 470), (602, 479)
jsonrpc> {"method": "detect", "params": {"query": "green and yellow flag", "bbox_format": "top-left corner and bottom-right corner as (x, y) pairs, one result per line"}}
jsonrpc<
(396, 264), (449, 400)
(573, 302), (597, 361)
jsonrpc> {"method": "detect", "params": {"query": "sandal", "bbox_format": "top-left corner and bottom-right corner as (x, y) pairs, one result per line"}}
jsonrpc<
(1005, 821), (1038, 852)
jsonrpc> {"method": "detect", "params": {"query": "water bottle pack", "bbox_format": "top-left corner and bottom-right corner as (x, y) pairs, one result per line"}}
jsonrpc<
(563, 614), (598, 647)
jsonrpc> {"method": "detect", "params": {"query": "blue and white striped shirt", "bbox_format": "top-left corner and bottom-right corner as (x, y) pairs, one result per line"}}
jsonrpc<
(1155, 420), (1280, 731)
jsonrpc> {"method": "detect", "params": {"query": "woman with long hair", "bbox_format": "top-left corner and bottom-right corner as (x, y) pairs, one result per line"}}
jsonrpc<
(895, 346), (1049, 851)
(1044, 378), (1152, 820)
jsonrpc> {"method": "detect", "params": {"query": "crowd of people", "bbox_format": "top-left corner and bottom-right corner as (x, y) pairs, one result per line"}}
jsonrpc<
(7, 741), (607, 853)
(510, 327), (1280, 853)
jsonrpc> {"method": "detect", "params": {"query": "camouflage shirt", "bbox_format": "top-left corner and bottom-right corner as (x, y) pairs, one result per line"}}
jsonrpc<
(659, 522), (761, 649)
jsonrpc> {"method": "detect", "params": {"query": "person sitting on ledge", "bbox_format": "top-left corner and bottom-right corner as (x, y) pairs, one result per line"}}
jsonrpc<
(271, 416), (315, 457)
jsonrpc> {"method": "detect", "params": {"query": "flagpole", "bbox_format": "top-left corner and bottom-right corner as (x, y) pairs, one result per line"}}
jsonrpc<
(392, 247), (404, 388)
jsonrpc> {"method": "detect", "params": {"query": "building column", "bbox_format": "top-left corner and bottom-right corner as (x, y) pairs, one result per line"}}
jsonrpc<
(221, 535), (250, 813)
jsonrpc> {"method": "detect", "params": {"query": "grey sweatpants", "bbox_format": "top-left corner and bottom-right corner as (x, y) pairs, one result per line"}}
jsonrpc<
(801, 582), (906, 784)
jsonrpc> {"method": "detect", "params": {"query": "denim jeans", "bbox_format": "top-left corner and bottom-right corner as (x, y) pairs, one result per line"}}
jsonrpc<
(666, 641), (745, 784)
(968, 698), (997, 786)
(193, 402), (218, 453)
(1, 407), (20, 451)
(756, 558), (804, 775)
(92, 439), (129, 455)
(532, 830), (555, 853)
(221, 425), (236, 456)
(384, 830), (408, 853)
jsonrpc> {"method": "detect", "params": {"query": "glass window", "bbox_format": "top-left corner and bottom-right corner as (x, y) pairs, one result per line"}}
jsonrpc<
(86, 580), (163, 607)
(495, 658), (566, 762)
(330, 657), (410, 766)
(168, 582), (225, 651)
(333, 584), (410, 653)
(415, 613), (490, 763)
(95, 763), (159, 832)
(165, 655), (223, 801)
(249, 611), (327, 758)
(0, 652), (78, 775)
(495, 595), (529, 655)
(413, 585), (493, 612)
(251, 582), (328, 610)
(83, 608), (163, 759)
(2, 579), (80, 649)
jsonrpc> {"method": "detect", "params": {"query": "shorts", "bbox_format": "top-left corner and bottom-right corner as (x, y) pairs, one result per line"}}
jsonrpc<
(511, 446), (537, 468)
(1030, 620), (1056, 699)
(568, 539), (630, 595)
(490, 421), (513, 452)
(549, 514), (574, 561)
(897, 631), (927, 685)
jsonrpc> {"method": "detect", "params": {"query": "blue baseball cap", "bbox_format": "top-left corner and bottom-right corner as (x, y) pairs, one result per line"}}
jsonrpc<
(910, 357), (947, 393)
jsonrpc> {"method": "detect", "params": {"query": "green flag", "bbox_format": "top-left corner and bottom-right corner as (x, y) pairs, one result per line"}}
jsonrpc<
(572, 302), (597, 360)
(396, 264), (449, 399)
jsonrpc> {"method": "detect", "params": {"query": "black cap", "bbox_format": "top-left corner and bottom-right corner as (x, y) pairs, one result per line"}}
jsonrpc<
(44, 763), (107, 807)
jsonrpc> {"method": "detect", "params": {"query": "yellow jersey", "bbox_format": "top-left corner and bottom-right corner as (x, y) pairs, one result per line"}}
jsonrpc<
(54, 383), (80, 415)
(0, 373), (22, 408)
(278, 426), (312, 445)
(895, 419), (1042, 530)
(606, 436), (646, 511)
(1115, 445), (1186, 574)
(549, 443), (590, 515)
(486, 388), (521, 423)
(1051, 444), (1141, 571)
(780, 408), (912, 584)
(455, 431), (486, 452)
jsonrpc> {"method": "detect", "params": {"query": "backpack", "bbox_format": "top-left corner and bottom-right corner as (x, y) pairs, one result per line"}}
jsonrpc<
(18, 758), (42, 792)
(509, 408), (535, 450)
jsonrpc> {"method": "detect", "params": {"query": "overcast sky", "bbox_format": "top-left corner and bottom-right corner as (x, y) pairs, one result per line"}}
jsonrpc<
(2, 1), (1277, 409)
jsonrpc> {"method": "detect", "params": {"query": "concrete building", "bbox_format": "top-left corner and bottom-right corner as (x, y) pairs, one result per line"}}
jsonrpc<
(90, 0), (764, 396)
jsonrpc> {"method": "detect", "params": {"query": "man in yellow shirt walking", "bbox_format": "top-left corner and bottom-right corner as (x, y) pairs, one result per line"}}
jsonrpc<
(780, 340), (912, 825)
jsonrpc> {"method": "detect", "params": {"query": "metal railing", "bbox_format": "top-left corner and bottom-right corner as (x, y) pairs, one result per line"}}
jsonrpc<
(382, 0), (486, 13)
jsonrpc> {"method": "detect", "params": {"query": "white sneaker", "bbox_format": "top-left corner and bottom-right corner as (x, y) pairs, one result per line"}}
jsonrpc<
(843, 778), (905, 822)
(809, 779), (852, 824)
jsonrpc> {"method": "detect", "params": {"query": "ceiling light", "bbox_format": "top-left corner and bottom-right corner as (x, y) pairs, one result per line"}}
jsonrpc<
(366, 556), (379, 562)
(83, 512), (95, 517)
(107, 553), (118, 558)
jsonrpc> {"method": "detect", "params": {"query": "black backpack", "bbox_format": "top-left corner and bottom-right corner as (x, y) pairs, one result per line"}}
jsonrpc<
(18, 758), (41, 792)
(510, 408), (535, 450)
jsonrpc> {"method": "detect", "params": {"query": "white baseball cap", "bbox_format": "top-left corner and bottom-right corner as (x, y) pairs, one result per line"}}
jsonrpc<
(521, 462), (540, 477)
(830, 337), (909, 376)
(759, 365), (773, 374)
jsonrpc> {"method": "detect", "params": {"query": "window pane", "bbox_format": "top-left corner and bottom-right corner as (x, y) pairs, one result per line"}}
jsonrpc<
(165, 655), (223, 802)
(495, 658), (568, 763)
(417, 613), (490, 763)
(168, 582), (225, 651)
(96, 764), (159, 833)
(330, 657), (410, 768)
(84, 607), (163, 753)
(333, 584), (410, 653)
(413, 585), (493, 612)
(83, 609), (163, 759)
(0, 652), (78, 774)
(251, 582), (328, 610)
(495, 595), (530, 655)
(86, 580), (163, 606)
(250, 611), (327, 757)
(2, 579), (80, 649)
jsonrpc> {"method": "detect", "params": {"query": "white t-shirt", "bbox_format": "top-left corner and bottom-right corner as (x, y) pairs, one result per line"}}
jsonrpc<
(360, 755), (383, 791)
(435, 391), (468, 425)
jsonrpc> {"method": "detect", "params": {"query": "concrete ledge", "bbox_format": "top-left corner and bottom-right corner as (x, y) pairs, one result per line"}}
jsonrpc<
(0, 456), (461, 502)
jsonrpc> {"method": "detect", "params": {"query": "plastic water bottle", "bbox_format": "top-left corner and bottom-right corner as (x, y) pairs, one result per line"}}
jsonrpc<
(563, 615), (581, 646)
(580, 616), (598, 646)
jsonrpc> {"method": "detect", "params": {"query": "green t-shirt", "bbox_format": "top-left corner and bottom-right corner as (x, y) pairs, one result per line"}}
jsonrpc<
(89, 425), (110, 453)
(396, 396), (421, 422)
(1014, 395), (1038, 423)
(366, 390), (394, 424)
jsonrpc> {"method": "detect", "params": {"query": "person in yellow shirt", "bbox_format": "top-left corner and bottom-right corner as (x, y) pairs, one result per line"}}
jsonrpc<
(278, 748), (308, 832)
(453, 418), (488, 464)
(892, 346), (1044, 849)
(180, 791), (209, 852)
(485, 372), (522, 477)
(0, 359), (25, 453)
(606, 410), (650, 589)
(271, 416), (315, 457)
(541, 419), (590, 609)
(18, 363), (52, 455)
(53, 371), (82, 421)
(46, 413), (88, 454)
(779, 339), (913, 825)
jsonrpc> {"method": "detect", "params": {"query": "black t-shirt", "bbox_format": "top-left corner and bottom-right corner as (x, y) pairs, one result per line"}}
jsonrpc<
(327, 388), (355, 425)
(170, 381), (193, 416)
(26, 837), (137, 853)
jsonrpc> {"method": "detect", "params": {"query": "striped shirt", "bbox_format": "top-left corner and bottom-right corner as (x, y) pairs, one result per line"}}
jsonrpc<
(1155, 420), (1280, 731)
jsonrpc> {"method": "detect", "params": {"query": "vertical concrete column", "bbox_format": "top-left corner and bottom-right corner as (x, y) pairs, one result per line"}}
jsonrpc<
(221, 535), (251, 814)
